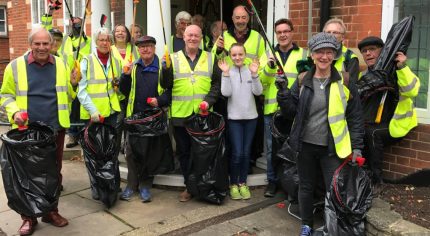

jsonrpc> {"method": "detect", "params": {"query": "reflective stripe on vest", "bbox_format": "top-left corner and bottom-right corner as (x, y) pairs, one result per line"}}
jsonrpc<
(7, 56), (71, 128)
(327, 80), (351, 158)
(223, 30), (264, 65)
(80, 54), (121, 119)
(171, 51), (213, 118)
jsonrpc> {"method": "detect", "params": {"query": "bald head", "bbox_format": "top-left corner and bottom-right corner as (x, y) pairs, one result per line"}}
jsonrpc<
(232, 5), (249, 33)
(184, 25), (202, 51)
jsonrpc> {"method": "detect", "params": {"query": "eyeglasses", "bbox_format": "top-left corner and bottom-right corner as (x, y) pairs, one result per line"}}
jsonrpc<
(97, 38), (111, 43)
(314, 50), (335, 57)
(275, 29), (292, 35)
(325, 31), (344, 35)
(360, 46), (381, 54)
(178, 21), (191, 26)
(138, 44), (154, 49)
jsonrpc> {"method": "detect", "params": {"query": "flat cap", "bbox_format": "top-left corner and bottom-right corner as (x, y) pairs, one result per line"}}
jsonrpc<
(358, 36), (384, 50)
(308, 32), (339, 53)
(49, 28), (63, 38)
(135, 35), (156, 46)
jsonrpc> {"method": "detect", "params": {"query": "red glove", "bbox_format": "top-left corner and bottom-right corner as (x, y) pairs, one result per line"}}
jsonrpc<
(14, 112), (28, 130)
(147, 97), (155, 104)
(199, 101), (209, 116)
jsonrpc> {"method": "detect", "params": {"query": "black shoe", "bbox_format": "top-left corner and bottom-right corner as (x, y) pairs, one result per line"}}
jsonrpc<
(264, 182), (277, 198)
(66, 136), (78, 148)
(91, 189), (100, 200)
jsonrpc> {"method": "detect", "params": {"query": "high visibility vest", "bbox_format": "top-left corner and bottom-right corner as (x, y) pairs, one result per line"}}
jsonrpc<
(389, 66), (420, 138)
(259, 47), (308, 115)
(111, 43), (139, 65)
(327, 78), (352, 158)
(0, 55), (73, 129)
(126, 63), (164, 117)
(222, 30), (265, 65)
(59, 35), (92, 62)
(334, 45), (357, 73)
(171, 50), (214, 118)
(80, 54), (122, 119)
(41, 14), (53, 30)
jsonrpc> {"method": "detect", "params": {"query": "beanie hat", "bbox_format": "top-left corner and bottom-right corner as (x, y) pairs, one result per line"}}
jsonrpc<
(358, 36), (384, 51)
(308, 32), (339, 53)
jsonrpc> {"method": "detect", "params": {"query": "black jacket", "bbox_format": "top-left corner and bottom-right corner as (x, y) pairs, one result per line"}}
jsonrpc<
(277, 65), (364, 157)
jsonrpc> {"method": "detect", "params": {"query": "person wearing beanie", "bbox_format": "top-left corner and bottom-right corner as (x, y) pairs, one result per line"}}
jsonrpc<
(323, 18), (360, 83)
(357, 36), (420, 188)
(276, 32), (364, 236)
(119, 36), (173, 203)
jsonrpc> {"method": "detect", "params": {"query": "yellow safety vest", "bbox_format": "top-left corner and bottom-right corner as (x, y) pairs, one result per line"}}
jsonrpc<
(126, 63), (164, 117)
(222, 30), (265, 65)
(334, 45), (357, 73)
(171, 50), (214, 118)
(389, 66), (420, 138)
(80, 54), (122, 119)
(111, 43), (139, 65)
(0, 55), (74, 129)
(259, 47), (308, 115)
(41, 14), (53, 30)
(327, 79), (352, 158)
(59, 35), (92, 62)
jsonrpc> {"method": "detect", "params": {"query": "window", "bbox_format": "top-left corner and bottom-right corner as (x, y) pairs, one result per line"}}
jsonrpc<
(0, 6), (7, 36)
(31, 0), (47, 25)
(63, 0), (83, 34)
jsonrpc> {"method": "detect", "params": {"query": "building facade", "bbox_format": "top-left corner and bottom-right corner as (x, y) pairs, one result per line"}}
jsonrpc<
(2, 0), (429, 180)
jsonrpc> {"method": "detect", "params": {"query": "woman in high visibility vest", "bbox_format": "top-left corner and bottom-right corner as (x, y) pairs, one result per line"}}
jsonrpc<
(276, 32), (364, 236)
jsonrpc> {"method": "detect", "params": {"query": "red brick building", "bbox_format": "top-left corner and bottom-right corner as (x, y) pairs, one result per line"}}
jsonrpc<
(0, 0), (8, 80)
(1, 0), (429, 180)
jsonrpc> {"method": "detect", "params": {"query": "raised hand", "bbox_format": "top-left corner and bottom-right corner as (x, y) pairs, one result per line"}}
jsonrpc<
(395, 51), (407, 69)
(218, 59), (230, 75)
(249, 58), (260, 76)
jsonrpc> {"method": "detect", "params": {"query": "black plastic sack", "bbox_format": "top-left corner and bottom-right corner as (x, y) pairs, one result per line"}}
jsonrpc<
(0, 122), (59, 217)
(78, 123), (120, 208)
(124, 108), (173, 176)
(323, 158), (373, 236)
(357, 16), (415, 99)
(185, 112), (228, 205)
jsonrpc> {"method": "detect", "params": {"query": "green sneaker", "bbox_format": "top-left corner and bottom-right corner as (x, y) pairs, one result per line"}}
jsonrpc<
(239, 183), (251, 200)
(230, 185), (242, 200)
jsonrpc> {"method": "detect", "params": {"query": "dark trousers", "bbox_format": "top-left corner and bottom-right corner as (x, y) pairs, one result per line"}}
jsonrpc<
(124, 135), (154, 190)
(173, 126), (192, 183)
(364, 123), (401, 184)
(297, 142), (342, 227)
(228, 119), (257, 185)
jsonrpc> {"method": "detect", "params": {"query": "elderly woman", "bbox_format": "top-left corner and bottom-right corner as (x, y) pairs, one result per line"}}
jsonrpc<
(171, 11), (192, 52)
(276, 32), (364, 236)
(111, 24), (139, 64)
(78, 28), (123, 200)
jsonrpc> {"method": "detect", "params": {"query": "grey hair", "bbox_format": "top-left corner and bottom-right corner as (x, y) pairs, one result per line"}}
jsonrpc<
(175, 11), (192, 24)
(323, 18), (347, 34)
(28, 25), (53, 44)
(93, 27), (113, 43)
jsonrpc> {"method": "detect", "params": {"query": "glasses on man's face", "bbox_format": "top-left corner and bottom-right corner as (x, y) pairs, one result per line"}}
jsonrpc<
(314, 50), (335, 57)
(179, 21), (191, 27)
(138, 44), (154, 49)
(275, 29), (292, 35)
(360, 46), (380, 54)
(325, 31), (344, 35)
(97, 38), (110, 43)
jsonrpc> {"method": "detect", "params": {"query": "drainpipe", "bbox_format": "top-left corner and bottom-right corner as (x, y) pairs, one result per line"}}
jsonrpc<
(308, 0), (312, 40)
(320, 0), (331, 31)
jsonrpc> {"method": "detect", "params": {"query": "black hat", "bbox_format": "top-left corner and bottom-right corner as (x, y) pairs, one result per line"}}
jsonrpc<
(358, 36), (384, 51)
(135, 36), (156, 46)
(49, 28), (63, 38)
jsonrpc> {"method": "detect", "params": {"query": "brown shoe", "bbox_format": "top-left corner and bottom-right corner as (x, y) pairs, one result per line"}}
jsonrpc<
(179, 189), (192, 202)
(18, 217), (37, 236)
(41, 211), (68, 227)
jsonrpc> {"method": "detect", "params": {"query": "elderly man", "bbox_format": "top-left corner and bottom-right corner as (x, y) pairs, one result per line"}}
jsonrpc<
(358, 36), (420, 188)
(215, 5), (265, 65)
(171, 11), (192, 53)
(323, 18), (359, 83)
(258, 18), (308, 198)
(0, 26), (77, 235)
(164, 25), (221, 202)
(119, 35), (172, 202)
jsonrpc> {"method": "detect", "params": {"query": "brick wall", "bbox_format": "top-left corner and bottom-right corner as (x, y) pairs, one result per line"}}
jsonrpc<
(111, 0), (124, 26)
(383, 124), (430, 179)
(0, 0), (9, 81)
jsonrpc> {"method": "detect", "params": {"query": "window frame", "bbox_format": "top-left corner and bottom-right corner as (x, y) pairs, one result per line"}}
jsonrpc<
(30, 0), (47, 26)
(0, 6), (7, 36)
(63, 0), (84, 34)
(382, 0), (430, 124)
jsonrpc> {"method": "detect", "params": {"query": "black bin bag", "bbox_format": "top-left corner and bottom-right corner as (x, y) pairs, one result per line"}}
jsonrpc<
(323, 158), (373, 236)
(79, 123), (120, 208)
(0, 122), (59, 217)
(185, 112), (228, 205)
(124, 108), (174, 176)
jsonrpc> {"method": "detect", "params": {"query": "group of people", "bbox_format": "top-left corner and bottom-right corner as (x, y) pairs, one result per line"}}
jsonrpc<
(0, 3), (421, 236)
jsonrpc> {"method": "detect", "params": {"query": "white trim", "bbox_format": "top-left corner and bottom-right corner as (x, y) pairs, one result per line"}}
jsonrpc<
(0, 6), (7, 36)
(30, 0), (47, 26)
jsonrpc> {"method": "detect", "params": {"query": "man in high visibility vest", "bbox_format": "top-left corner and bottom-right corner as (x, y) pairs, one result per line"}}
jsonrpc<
(163, 25), (221, 202)
(171, 11), (192, 53)
(358, 36), (420, 187)
(258, 18), (308, 198)
(323, 18), (359, 83)
(0, 26), (77, 236)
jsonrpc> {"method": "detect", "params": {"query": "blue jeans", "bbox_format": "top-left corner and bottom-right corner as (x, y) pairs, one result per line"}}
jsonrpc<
(264, 115), (277, 183)
(228, 119), (257, 185)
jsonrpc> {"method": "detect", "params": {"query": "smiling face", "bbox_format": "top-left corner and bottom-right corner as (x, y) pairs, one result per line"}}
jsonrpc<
(311, 48), (336, 72)
(184, 25), (202, 51)
(30, 30), (52, 63)
(229, 45), (246, 67)
(137, 43), (155, 63)
(232, 6), (249, 32)
(96, 34), (111, 54)
(114, 25), (128, 44)
(360, 45), (382, 68)
(275, 23), (293, 48)
(323, 22), (345, 43)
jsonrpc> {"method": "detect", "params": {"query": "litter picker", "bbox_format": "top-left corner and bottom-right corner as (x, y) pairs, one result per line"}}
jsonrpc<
(158, 0), (171, 68)
(73, 0), (91, 82)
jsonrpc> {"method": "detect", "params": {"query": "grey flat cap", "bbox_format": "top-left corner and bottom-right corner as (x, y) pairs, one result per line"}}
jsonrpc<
(308, 32), (339, 52)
